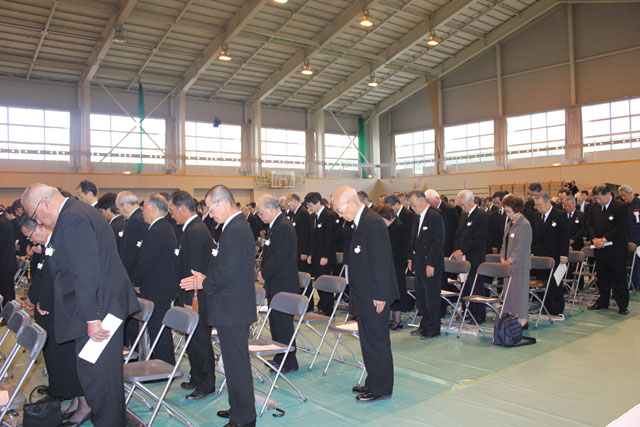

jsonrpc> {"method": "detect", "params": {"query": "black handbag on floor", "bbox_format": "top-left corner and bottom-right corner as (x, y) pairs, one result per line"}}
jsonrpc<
(23, 386), (62, 427)
(493, 313), (536, 347)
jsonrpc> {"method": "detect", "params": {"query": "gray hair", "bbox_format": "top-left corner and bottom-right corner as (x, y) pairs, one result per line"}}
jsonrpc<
(145, 194), (168, 213)
(260, 194), (281, 211)
(424, 189), (440, 202)
(564, 195), (575, 204)
(408, 190), (426, 201)
(116, 191), (138, 206)
(619, 184), (633, 194)
(205, 185), (235, 205)
(536, 192), (551, 203)
(456, 189), (474, 204)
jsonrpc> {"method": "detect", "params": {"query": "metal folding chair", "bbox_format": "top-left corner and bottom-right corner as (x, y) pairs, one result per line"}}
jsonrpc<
(484, 254), (505, 298)
(0, 302), (25, 369)
(13, 255), (31, 287)
(628, 242), (637, 292)
(0, 323), (47, 425)
(576, 246), (598, 305)
(322, 321), (366, 386)
(124, 307), (199, 427)
(296, 275), (347, 371)
(563, 250), (585, 316)
(298, 272), (311, 296)
(527, 256), (556, 328)
(442, 259), (471, 334)
(457, 262), (513, 338)
(405, 276), (419, 327)
(249, 292), (309, 416)
(335, 252), (345, 277)
(124, 298), (154, 363)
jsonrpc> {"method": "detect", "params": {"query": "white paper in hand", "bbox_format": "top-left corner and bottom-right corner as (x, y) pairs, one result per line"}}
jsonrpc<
(554, 263), (568, 286)
(636, 246), (640, 258)
(78, 314), (123, 364)
(590, 241), (613, 249)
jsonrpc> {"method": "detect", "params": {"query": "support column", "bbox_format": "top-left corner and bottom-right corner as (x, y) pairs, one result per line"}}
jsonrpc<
(72, 83), (92, 172)
(167, 92), (185, 174)
(565, 106), (583, 164)
(568, 4), (576, 106)
(305, 111), (315, 177)
(314, 109), (325, 178)
(430, 81), (444, 174)
(494, 44), (507, 168)
(242, 102), (261, 175)
(367, 113), (381, 179)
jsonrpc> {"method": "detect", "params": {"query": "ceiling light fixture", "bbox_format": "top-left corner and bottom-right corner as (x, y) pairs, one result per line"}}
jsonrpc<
(273, 0), (288, 3)
(301, 63), (313, 75)
(367, 74), (379, 87)
(113, 26), (127, 44)
(218, 48), (231, 61)
(426, 33), (439, 47)
(360, 9), (373, 27)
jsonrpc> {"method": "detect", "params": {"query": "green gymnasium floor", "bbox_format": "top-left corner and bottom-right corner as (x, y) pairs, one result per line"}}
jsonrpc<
(4, 295), (640, 426)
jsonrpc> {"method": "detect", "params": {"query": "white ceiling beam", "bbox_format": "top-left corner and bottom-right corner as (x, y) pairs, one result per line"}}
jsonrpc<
(374, 0), (560, 115)
(247, 0), (383, 104)
(312, 0), (476, 112)
(175, 0), (270, 95)
(79, 0), (138, 87)
(27, 1), (57, 79)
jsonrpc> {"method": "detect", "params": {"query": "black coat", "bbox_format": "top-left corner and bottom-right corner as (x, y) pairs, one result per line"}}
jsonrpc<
(387, 219), (409, 306)
(291, 205), (312, 257)
(109, 215), (126, 250)
(0, 213), (17, 273)
(310, 207), (337, 272)
(455, 207), (489, 267)
(132, 217), (179, 304)
(532, 207), (570, 264)
(260, 213), (299, 297)
(119, 208), (147, 281)
(47, 198), (139, 343)
(247, 213), (265, 241)
(176, 216), (214, 305)
(567, 209), (586, 251)
(347, 207), (399, 316)
(411, 207), (445, 274)
(587, 199), (628, 259)
(437, 201), (459, 257)
(203, 212), (257, 327)
(489, 208), (508, 253)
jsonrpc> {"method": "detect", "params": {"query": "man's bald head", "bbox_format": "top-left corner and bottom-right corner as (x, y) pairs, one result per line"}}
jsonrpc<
(22, 183), (65, 228)
(332, 186), (362, 222)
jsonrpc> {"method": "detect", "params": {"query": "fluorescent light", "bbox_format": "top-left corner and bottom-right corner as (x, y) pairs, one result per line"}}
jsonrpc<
(360, 10), (373, 27)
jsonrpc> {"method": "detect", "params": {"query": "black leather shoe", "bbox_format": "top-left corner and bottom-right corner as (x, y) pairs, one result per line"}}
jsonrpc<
(180, 380), (196, 390)
(185, 390), (214, 401)
(356, 392), (392, 402)
(588, 304), (608, 310)
(420, 331), (440, 340)
(409, 328), (423, 336)
(223, 421), (256, 427)
(352, 385), (369, 394)
(61, 412), (92, 427)
(390, 321), (403, 331)
(62, 409), (75, 421)
(619, 308), (629, 315)
(217, 409), (231, 419)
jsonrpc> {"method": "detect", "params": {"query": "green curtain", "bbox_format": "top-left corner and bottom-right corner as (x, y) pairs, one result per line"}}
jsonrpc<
(357, 117), (367, 178)
(135, 81), (145, 174)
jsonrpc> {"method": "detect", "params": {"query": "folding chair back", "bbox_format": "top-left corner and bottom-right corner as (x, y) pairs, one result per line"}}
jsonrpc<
(336, 252), (344, 265)
(17, 322), (47, 360)
(568, 250), (583, 264)
(132, 298), (154, 323)
(125, 298), (154, 364)
(269, 292), (309, 317)
(298, 272), (311, 292)
(6, 310), (30, 337)
(445, 259), (471, 275)
(255, 287), (266, 306)
(530, 255), (555, 271)
(581, 246), (595, 259)
(313, 275), (347, 294)
(162, 306), (199, 336)
(528, 256), (555, 328)
(485, 254), (502, 264)
(477, 262), (511, 279)
(0, 300), (20, 323)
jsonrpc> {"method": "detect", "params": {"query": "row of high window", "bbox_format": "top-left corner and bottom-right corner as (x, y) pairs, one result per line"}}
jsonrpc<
(1, 96), (638, 172)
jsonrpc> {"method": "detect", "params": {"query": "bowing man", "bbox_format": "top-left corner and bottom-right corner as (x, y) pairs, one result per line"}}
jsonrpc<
(96, 193), (125, 249)
(256, 194), (300, 373)
(332, 187), (398, 403)
(132, 194), (178, 365)
(286, 193), (312, 275)
(22, 184), (139, 427)
(180, 185), (257, 427)
(169, 191), (216, 400)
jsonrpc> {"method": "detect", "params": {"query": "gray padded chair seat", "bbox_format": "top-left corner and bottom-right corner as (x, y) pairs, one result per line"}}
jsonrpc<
(248, 336), (291, 356)
(124, 360), (183, 383)
(293, 312), (328, 323)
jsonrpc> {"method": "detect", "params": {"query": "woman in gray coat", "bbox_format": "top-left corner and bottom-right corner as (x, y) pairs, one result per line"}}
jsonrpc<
(500, 195), (532, 328)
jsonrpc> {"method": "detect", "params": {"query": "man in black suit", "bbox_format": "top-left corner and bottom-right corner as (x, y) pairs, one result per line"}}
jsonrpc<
(408, 190), (445, 339)
(587, 184), (629, 315)
(0, 209), (17, 307)
(286, 193), (312, 274)
(453, 190), (490, 324)
(22, 184), (139, 427)
(305, 191), (337, 315)
(132, 194), (178, 365)
(181, 185), (256, 427)
(563, 195), (586, 251)
(257, 194), (299, 373)
(97, 193), (125, 249)
(532, 193), (569, 316)
(75, 180), (99, 208)
(247, 202), (266, 241)
(424, 190), (458, 258)
(332, 186), (398, 402)
(577, 190), (590, 213)
(524, 182), (542, 225)
(488, 191), (508, 254)
(169, 191), (216, 400)
(384, 193), (416, 244)
(357, 190), (373, 208)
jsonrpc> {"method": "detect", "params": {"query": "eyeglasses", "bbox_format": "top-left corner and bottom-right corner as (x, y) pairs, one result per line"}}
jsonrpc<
(27, 226), (36, 242)
(30, 199), (42, 222)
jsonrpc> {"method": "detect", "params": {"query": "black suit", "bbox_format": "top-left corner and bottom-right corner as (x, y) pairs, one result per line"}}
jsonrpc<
(0, 213), (17, 306)
(109, 215), (126, 250)
(176, 216), (216, 394)
(567, 209), (586, 251)
(310, 207), (337, 314)
(203, 212), (256, 425)
(455, 207), (489, 323)
(412, 207), (445, 334)
(247, 212), (265, 241)
(260, 213), (299, 370)
(587, 200), (629, 310)
(532, 207), (569, 315)
(132, 217), (178, 365)
(291, 205), (312, 273)
(119, 208), (147, 280)
(348, 206), (398, 396)
(489, 208), (508, 254)
(47, 198), (139, 427)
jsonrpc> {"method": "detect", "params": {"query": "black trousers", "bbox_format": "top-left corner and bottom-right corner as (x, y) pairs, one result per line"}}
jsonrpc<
(462, 266), (486, 323)
(416, 268), (442, 334)
(186, 301), (216, 394)
(75, 326), (125, 427)
(148, 300), (175, 365)
(0, 271), (15, 307)
(217, 324), (256, 425)
(356, 305), (394, 396)
(595, 257), (629, 310)
(533, 268), (564, 315)
(267, 308), (298, 370)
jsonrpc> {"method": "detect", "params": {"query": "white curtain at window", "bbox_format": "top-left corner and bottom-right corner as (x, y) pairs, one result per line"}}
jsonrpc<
(565, 106), (582, 163)
(494, 116), (507, 167)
